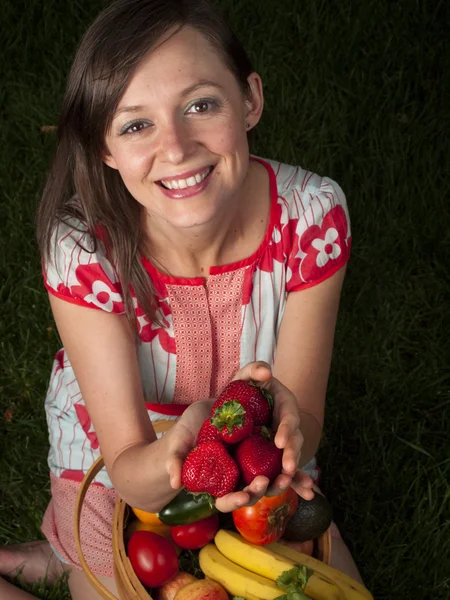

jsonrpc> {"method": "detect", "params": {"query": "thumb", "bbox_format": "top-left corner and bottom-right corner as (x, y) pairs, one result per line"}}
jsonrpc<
(232, 361), (272, 383)
(166, 454), (184, 490)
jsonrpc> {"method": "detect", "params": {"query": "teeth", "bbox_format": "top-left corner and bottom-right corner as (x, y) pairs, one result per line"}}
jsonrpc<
(161, 167), (211, 190)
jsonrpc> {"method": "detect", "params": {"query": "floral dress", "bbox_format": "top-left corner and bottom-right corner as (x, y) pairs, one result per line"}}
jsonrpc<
(40, 157), (351, 576)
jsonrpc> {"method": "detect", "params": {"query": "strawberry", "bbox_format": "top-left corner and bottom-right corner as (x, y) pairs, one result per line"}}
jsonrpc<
(235, 426), (283, 485)
(182, 440), (240, 498)
(210, 400), (254, 444)
(197, 417), (221, 444)
(213, 380), (274, 426)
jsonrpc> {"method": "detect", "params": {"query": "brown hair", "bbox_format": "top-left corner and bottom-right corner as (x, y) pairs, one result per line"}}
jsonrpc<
(36, 0), (254, 328)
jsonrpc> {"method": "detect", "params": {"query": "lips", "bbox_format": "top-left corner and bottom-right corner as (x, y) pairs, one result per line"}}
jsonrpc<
(157, 166), (214, 190)
(156, 166), (215, 200)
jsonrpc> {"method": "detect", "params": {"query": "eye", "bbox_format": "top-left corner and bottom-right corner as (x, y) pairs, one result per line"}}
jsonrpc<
(186, 99), (220, 115)
(120, 120), (152, 136)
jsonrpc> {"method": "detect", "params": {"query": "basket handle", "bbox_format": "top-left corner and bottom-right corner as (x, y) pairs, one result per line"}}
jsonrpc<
(75, 419), (177, 599)
(75, 455), (119, 600)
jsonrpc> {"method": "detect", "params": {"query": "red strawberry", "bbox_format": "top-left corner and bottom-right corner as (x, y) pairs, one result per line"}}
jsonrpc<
(213, 380), (274, 426)
(182, 440), (240, 498)
(210, 400), (254, 444)
(197, 418), (221, 444)
(235, 426), (283, 485)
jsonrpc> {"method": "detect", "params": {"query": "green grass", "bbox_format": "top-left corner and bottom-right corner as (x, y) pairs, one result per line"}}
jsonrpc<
(1, 0), (449, 598)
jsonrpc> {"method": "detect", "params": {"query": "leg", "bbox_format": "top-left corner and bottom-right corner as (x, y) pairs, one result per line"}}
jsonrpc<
(0, 569), (119, 600)
(329, 535), (364, 585)
(0, 541), (63, 584)
(0, 577), (39, 600)
(67, 567), (118, 600)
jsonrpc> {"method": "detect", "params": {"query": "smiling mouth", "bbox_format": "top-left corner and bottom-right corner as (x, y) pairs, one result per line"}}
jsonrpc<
(158, 166), (214, 190)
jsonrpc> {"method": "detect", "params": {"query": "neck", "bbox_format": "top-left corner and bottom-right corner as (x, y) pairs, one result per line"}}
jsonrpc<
(144, 161), (265, 278)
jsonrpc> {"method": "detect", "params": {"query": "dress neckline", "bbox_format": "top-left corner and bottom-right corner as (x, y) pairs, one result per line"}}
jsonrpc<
(141, 157), (278, 286)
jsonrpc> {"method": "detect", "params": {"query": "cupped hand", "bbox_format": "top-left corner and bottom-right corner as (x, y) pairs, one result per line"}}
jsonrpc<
(226, 361), (314, 506)
(164, 399), (214, 490)
(164, 361), (314, 513)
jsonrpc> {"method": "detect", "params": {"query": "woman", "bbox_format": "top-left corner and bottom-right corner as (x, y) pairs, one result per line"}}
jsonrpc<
(0, 0), (361, 598)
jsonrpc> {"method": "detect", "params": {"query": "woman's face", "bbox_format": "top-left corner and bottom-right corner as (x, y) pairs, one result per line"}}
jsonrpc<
(104, 26), (263, 232)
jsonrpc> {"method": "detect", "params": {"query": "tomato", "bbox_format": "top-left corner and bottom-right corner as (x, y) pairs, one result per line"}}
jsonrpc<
(170, 513), (220, 550)
(232, 488), (298, 545)
(127, 530), (178, 588)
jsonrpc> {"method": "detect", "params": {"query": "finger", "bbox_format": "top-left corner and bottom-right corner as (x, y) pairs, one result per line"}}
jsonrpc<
(232, 361), (272, 383)
(215, 490), (250, 513)
(165, 455), (184, 489)
(265, 473), (293, 497)
(274, 418), (302, 450)
(280, 432), (303, 475)
(241, 475), (270, 505)
(290, 470), (315, 500)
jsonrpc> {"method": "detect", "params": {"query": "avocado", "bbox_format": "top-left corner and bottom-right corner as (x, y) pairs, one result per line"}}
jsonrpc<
(283, 493), (333, 542)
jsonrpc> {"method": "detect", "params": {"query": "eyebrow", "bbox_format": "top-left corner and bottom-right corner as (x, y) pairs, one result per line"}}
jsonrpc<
(114, 79), (225, 117)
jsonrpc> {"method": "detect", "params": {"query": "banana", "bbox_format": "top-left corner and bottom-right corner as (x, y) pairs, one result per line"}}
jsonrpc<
(199, 543), (282, 600)
(267, 541), (373, 600)
(214, 530), (344, 600)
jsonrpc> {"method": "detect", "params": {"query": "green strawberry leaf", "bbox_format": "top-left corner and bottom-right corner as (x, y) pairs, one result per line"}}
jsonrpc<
(260, 425), (273, 440)
(260, 386), (275, 410)
(249, 381), (274, 410)
(210, 400), (247, 433)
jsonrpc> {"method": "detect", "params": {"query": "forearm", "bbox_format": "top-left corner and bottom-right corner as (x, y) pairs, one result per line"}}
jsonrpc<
(298, 409), (323, 467)
(109, 427), (178, 513)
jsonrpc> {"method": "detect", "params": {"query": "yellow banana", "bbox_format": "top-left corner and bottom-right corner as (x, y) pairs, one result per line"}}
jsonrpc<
(214, 530), (344, 600)
(199, 543), (282, 600)
(267, 541), (374, 600)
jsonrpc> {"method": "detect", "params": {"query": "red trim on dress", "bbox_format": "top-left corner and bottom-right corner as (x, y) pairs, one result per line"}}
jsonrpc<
(288, 248), (351, 293)
(141, 156), (279, 281)
(145, 402), (189, 416)
(44, 284), (98, 309)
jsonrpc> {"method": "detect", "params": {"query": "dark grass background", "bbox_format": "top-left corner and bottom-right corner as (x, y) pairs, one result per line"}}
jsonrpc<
(1, 0), (449, 598)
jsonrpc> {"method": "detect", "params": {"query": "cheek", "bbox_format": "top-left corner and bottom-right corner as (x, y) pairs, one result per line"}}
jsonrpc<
(209, 122), (247, 154)
(114, 147), (152, 182)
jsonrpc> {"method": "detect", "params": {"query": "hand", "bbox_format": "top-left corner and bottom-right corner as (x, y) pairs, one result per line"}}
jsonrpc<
(219, 361), (314, 509)
(164, 399), (214, 490)
(164, 362), (314, 514)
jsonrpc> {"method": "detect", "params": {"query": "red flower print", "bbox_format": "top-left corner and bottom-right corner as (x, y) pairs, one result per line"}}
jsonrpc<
(74, 404), (99, 450)
(71, 263), (125, 313)
(242, 264), (255, 305)
(138, 320), (176, 353)
(299, 205), (350, 283)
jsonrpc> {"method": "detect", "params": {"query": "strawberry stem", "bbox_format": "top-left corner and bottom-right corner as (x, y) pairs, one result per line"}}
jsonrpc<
(210, 400), (247, 433)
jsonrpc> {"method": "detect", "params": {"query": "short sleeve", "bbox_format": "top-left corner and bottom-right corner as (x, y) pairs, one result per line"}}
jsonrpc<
(43, 218), (125, 314)
(285, 176), (351, 292)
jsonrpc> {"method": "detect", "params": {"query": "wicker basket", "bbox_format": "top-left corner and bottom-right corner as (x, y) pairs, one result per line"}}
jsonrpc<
(75, 420), (332, 600)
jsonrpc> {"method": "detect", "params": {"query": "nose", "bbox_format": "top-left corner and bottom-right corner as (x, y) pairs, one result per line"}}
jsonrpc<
(157, 120), (195, 165)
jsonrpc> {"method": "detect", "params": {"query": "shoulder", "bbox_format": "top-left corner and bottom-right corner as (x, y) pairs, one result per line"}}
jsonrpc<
(255, 157), (352, 291)
(43, 216), (125, 313)
(258, 157), (349, 222)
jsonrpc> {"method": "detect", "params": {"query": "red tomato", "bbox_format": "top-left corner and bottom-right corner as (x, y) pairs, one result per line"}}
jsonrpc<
(127, 530), (178, 587)
(170, 514), (220, 550)
(232, 488), (298, 545)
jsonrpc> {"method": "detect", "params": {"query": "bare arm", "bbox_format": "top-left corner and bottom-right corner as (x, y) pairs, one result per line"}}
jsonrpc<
(49, 294), (190, 512)
(273, 266), (346, 466)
